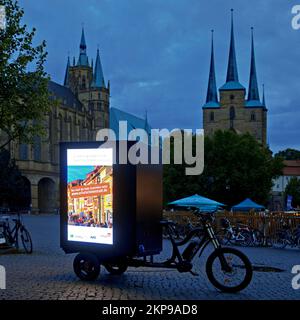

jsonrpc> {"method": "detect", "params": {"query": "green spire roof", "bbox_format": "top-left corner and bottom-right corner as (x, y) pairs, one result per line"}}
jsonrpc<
(64, 56), (70, 87)
(248, 28), (260, 101)
(92, 49), (105, 88)
(203, 30), (219, 108)
(220, 9), (245, 91)
(77, 27), (89, 67)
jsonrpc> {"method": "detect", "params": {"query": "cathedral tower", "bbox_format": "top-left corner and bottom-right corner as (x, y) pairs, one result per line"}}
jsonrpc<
(202, 10), (267, 146)
(64, 27), (110, 135)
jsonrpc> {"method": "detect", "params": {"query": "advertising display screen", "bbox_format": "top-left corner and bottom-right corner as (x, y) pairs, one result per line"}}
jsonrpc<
(67, 148), (113, 245)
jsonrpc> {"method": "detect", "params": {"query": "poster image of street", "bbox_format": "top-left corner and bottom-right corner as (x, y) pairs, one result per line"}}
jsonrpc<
(67, 148), (113, 245)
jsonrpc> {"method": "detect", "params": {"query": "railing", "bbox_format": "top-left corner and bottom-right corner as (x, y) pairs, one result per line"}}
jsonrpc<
(163, 210), (300, 239)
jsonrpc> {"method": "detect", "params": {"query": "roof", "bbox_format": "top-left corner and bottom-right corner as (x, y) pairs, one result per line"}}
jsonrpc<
(48, 81), (83, 111)
(168, 194), (225, 211)
(219, 81), (245, 91)
(232, 198), (265, 211)
(283, 160), (300, 176)
(245, 100), (264, 108)
(92, 49), (105, 88)
(109, 107), (151, 140)
(202, 101), (220, 109)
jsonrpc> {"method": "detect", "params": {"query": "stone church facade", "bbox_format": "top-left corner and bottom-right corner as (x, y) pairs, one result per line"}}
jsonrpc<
(202, 11), (267, 146)
(9, 28), (110, 213)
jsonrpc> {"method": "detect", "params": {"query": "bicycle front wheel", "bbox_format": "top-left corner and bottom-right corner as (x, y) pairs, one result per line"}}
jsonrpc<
(20, 227), (33, 254)
(206, 247), (253, 293)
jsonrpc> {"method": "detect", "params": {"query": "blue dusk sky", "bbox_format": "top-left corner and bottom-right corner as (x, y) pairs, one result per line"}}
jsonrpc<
(19, 0), (300, 153)
(67, 166), (94, 183)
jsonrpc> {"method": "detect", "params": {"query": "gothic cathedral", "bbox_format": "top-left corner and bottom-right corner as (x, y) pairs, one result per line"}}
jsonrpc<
(202, 10), (267, 146)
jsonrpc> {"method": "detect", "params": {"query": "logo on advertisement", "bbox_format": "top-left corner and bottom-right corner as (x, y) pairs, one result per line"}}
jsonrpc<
(0, 265), (6, 290)
(0, 5), (6, 30)
(292, 265), (300, 290)
(292, 5), (300, 30)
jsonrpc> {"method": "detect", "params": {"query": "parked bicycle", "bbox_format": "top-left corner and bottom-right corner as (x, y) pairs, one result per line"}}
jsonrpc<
(272, 221), (300, 249)
(0, 212), (33, 253)
(217, 218), (252, 247)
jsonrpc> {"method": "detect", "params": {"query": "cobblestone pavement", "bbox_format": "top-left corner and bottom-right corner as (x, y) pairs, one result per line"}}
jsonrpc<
(0, 215), (299, 300)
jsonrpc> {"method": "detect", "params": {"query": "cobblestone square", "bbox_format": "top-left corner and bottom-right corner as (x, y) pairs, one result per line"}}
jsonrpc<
(0, 215), (299, 300)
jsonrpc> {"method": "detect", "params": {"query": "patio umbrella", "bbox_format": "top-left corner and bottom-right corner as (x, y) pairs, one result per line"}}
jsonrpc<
(168, 194), (225, 212)
(232, 198), (265, 212)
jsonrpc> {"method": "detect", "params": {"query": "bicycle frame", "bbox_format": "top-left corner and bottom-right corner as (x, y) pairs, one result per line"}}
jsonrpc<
(3, 215), (22, 248)
(127, 217), (231, 273)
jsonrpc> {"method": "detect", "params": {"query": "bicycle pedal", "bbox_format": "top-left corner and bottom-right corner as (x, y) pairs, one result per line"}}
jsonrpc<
(189, 270), (199, 276)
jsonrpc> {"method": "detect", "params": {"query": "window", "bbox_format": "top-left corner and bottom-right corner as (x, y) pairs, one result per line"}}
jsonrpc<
(33, 136), (41, 161)
(229, 106), (235, 129)
(210, 111), (214, 122)
(230, 95), (235, 100)
(250, 112), (256, 122)
(19, 144), (28, 160)
(82, 76), (86, 89)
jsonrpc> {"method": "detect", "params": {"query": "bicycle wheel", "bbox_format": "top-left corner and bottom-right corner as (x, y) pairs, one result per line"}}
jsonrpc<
(272, 233), (288, 249)
(206, 247), (253, 293)
(104, 262), (128, 275)
(20, 227), (33, 254)
(73, 253), (100, 281)
(239, 231), (252, 247)
(216, 230), (231, 245)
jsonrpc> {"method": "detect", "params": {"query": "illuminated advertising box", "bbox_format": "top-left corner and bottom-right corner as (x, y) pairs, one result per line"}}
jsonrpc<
(60, 141), (163, 261)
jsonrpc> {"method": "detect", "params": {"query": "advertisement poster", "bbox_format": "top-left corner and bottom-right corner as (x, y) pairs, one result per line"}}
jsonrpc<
(67, 148), (113, 245)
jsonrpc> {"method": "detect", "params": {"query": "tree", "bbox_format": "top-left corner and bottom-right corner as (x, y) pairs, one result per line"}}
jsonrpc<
(163, 130), (284, 207)
(275, 148), (300, 160)
(0, 0), (52, 150)
(285, 177), (300, 208)
(0, 149), (29, 208)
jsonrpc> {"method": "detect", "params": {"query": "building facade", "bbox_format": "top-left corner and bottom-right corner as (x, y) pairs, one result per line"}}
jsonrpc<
(271, 160), (300, 211)
(202, 11), (268, 146)
(10, 28), (110, 213)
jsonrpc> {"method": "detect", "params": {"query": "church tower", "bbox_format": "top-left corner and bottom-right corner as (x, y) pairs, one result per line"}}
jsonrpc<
(202, 10), (267, 146)
(64, 27), (110, 136)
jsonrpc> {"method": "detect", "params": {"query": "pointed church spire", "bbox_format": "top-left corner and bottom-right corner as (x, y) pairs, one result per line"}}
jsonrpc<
(248, 28), (260, 101)
(220, 9), (245, 91)
(205, 30), (218, 104)
(64, 56), (70, 87)
(92, 48), (105, 88)
(226, 9), (239, 82)
(77, 27), (89, 66)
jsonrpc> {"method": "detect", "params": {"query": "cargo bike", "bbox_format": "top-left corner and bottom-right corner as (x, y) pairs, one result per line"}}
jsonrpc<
(60, 142), (253, 293)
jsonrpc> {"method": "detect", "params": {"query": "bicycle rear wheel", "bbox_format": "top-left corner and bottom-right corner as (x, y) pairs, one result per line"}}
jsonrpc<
(20, 227), (33, 254)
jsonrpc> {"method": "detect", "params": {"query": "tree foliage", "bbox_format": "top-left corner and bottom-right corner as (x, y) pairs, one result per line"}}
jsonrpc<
(163, 130), (284, 207)
(285, 177), (300, 208)
(0, 149), (30, 208)
(0, 0), (51, 150)
(275, 148), (300, 160)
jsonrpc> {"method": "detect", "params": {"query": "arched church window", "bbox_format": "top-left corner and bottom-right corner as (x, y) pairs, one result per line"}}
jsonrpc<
(251, 112), (256, 121)
(230, 106), (235, 129)
(230, 106), (235, 120)
(210, 111), (214, 122)
(82, 76), (86, 89)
